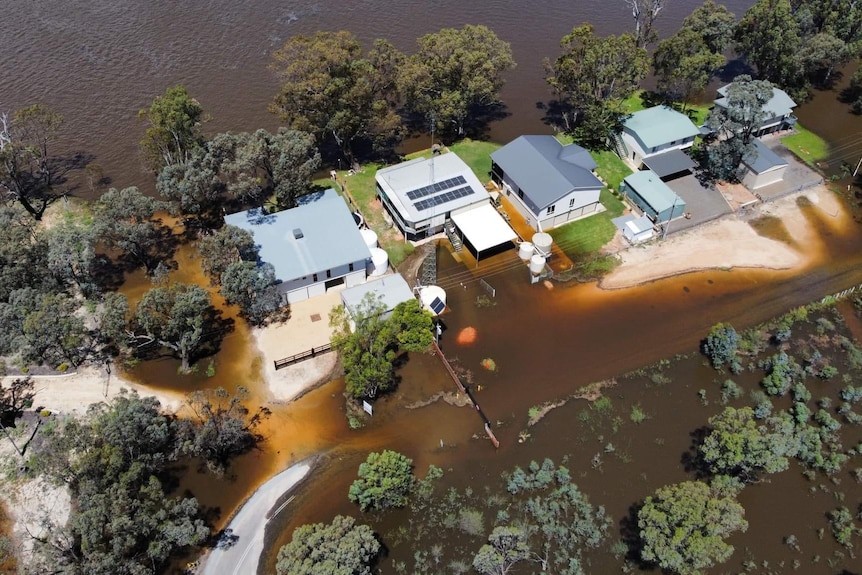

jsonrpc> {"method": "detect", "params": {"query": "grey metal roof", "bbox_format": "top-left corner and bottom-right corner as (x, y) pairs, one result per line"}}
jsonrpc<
(489, 135), (602, 210)
(622, 106), (701, 149)
(623, 170), (684, 213)
(340, 273), (414, 315)
(642, 149), (697, 178)
(375, 153), (490, 224)
(224, 189), (372, 283)
(715, 85), (797, 118)
(744, 139), (788, 174)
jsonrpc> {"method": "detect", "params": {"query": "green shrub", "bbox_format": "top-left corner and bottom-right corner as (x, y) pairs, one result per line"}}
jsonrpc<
(56, 363), (69, 372)
(760, 352), (800, 396)
(720, 380), (743, 403)
(457, 508), (485, 537)
(592, 396), (613, 414)
(630, 404), (649, 424)
(703, 323), (740, 369)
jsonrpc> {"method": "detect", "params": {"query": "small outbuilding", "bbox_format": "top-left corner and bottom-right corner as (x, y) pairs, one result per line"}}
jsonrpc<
(224, 189), (371, 305)
(742, 139), (789, 190)
(621, 170), (686, 224)
(339, 273), (415, 322)
(612, 214), (655, 243)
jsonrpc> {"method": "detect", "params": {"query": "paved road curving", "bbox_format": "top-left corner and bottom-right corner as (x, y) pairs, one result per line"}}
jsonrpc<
(201, 461), (312, 575)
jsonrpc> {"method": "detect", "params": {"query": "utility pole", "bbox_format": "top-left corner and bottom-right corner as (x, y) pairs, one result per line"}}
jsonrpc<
(662, 197), (678, 240)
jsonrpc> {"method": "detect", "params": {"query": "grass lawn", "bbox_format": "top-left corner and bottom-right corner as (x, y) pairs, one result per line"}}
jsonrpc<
(780, 124), (829, 168)
(448, 139), (502, 181)
(590, 150), (632, 194)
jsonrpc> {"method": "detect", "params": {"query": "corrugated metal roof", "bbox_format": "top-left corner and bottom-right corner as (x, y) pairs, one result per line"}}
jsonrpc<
(715, 85), (797, 118)
(744, 139), (788, 174)
(340, 273), (414, 315)
(489, 135), (602, 210)
(224, 189), (371, 283)
(623, 170), (684, 213)
(641, 149), (697, 178)
(622, 106), (701, 149)
(375, 153), (490, 224)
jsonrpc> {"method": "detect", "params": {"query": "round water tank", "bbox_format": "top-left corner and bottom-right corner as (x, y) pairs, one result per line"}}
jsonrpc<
(529, 254), (546, 276)
(518, 242), (534, 261)
(368, 247), (389, 276)
(360, 228), (378, 249)
(532, 232), (553, 255)
(419, 285), (447, 316)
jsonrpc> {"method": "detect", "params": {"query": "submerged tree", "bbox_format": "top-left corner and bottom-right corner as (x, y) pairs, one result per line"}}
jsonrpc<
(275, 515), (381, 575)
(700, 406), (798, 481)
(348, 449), (416, 511)
(735, 0), (802, 90)
(139, 85), (207, 172)
(133, 282), (217, 372)
(545, 24), (648, 146)
(196, 224), (257, 284)
(399, 24), (516, 139)
(270, 31), (404, 162)
(622, 0), (667, 48)
(653, 28), (726, 106)
(179, 386), (266, 474)
(473, 526), (531, 575)
(0, 105), (78, 220)
(330, 295), (434, 400)
(638, 481), (748, 574)
(220, 261), (281, 326)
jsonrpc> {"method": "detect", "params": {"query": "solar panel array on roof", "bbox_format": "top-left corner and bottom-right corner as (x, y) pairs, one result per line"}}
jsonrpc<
(413, 185), (475, 212)
(405, 175), (467, 200)
(429, 297), (445, 315)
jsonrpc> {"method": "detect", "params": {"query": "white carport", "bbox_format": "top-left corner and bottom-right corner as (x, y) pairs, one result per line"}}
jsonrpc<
(450, 203), (518, 263)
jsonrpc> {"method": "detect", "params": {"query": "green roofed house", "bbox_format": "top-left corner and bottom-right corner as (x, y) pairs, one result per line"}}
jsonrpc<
(225, 189), (372, 305)
(714, 84), (797, 137)
(621, 170), (686, 224)
(618, 106), (699, 180)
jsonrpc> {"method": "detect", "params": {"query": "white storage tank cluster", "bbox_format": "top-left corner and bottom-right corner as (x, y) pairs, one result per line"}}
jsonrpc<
(518, 241), (534, 261)
(368, 247), (389, 276)
(360, 228), (378, 249)
(532, 232), (553, 255)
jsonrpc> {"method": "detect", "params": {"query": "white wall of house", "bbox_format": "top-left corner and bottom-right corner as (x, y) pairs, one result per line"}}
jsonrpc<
(621, 130), (696, 167)
(278, 261), (367, 305)
(501, 177), (600, 231)
(743, 165), (787, 190)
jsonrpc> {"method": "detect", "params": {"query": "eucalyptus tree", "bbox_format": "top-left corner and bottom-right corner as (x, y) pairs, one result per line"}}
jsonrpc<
(139, 85), (207, 172)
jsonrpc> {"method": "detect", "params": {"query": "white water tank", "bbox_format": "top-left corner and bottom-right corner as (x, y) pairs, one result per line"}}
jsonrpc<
(529, 254), (546, 276)
(360, 228), (378, 249)
(368, 248), (389, 276)
(532, 232), (552, 255)
(518, 242), (534, 260)
(419, 285), (447, 316)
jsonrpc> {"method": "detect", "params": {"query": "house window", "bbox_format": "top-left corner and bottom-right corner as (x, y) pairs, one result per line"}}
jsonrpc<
(569, 198), (575, 208)
(326, 269), (332, 279)
(313, 273), (318, 282)
(349, 262), (354, 272)
(517, 189), (524, 199)
(546, 205), (555, 215)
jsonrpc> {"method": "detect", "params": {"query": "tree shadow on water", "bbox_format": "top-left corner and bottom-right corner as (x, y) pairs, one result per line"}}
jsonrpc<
(681, 425), (712, 479)
(619, 500), (658, 571)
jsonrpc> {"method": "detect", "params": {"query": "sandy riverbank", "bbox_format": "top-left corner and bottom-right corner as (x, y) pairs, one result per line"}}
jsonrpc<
(600, 186), (844, 290)
(0, 365), (184, 416)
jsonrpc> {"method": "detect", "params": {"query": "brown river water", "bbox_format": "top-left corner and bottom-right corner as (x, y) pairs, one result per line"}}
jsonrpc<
(5, 1), (862, 572)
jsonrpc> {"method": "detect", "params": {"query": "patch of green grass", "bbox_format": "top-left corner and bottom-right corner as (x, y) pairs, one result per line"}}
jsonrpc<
(623, 91), (648, 113)
(781, 124), (829, 168)
(448, 139), (501, 182)
(591, 150), (633, 195)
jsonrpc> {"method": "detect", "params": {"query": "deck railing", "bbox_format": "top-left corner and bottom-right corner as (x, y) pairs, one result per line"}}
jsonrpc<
(273, 343), (333, 370)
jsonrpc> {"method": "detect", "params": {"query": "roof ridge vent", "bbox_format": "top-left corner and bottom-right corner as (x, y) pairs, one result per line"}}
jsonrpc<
(293, 228), (304, 239)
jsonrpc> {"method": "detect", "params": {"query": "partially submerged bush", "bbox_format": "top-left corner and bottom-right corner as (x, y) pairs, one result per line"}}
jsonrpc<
(703, 323), (740, 369)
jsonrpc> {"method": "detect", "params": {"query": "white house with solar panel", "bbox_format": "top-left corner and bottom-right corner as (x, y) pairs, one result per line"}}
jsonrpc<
(618, 106), (700, 180)
(490, 135), (604, 231)
(375, 152), (517, 261)
(225, 189), (371, 305)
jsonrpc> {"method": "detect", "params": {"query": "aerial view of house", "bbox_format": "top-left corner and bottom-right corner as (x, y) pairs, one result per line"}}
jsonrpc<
(742, 139), (789, 190)
(225, 189), (372, 305)
(490, 135), (603, 231)
(713, 83), (797, 137)
(618, 105), (700, 181)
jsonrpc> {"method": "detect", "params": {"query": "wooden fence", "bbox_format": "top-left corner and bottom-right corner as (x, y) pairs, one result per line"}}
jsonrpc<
(273, 343), (333, 370)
